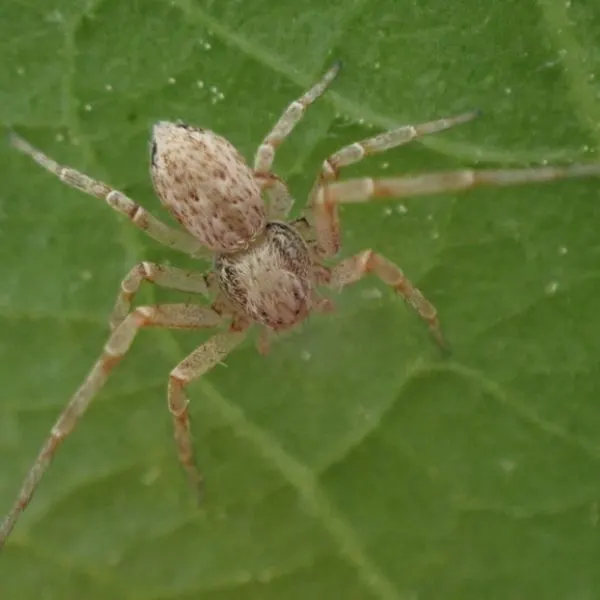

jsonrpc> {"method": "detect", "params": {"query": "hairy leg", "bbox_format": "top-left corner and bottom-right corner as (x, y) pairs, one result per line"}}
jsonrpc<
(312, 163), (600, 256)
(168, 330), (248, 497)
(253, 61), (342, 175)
(328, 250), (446, 348)
(304, 110), (480, 255)
(10, 133), (208, 258)
(110, 262), (212, 330)
(0, 304), (223, 550)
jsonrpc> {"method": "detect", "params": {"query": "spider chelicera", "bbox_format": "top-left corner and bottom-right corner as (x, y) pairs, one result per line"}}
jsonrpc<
(2, 61), (600, 549)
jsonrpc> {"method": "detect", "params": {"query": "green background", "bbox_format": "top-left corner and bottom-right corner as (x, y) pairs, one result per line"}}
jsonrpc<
(1, 0), (600, 598)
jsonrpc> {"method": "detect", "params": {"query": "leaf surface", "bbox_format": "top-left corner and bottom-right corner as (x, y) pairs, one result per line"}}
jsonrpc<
(1, 0), (600, 598)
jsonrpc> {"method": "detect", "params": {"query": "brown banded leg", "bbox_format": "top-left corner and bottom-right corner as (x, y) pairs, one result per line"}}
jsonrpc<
(253, 61), (342, 175)
(305, 110), (481, 255)
(0, 304), (223, 550)
(10, 133), (208, 258)
(329, 250), (446, 349)
(310, 109), (481, 197)
(110, 262), (212, 330)
(168, 330), (248, 498)
(312, 164), (600, 257)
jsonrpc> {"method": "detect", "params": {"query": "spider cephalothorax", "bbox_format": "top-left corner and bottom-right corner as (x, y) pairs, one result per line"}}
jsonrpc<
(214, 221), (313, 330)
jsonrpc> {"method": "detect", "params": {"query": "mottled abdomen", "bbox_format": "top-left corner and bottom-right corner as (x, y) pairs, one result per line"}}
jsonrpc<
(215, 222), (313, 330)
(150, 122), (266, 253)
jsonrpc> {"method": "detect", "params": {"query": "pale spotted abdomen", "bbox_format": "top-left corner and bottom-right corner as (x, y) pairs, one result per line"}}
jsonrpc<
(151, 122), (266, 253)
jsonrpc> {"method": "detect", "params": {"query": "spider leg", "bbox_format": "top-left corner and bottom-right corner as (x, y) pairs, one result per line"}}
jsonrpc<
(309, 110), (480, 199)
(0, 303), (223, 551)
(303, 110), (480, 256)
(254, 171), (296, 221)
(253, 61), (342, 175)
(110, 262), (213, 331)
(168, 329), (247, 498)
(327, 251), (446, 349)
(9, 133), (209, 258)
(312, 163), (600, 257)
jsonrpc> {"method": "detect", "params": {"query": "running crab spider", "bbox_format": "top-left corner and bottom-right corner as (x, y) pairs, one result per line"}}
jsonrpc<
(2, 61), (600, 550)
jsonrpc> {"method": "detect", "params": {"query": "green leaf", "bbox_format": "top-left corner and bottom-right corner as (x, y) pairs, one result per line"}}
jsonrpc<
(2, 0), (600, 598)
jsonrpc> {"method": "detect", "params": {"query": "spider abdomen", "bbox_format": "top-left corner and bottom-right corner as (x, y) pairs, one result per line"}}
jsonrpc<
(215, 222), (313, 330)
(151, 122), (266, 253)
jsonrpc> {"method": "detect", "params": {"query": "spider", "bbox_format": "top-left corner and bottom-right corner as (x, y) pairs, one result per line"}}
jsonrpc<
(2, 61), (600, 550)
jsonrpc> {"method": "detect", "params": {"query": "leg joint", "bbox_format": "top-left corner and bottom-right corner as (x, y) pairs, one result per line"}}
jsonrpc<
(169, 370), (186, 388)
(131, 305), (153, 325)
(322, 158), (338, 181)
(168, 373), (188, 417)
(358, 249), (375, 273)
